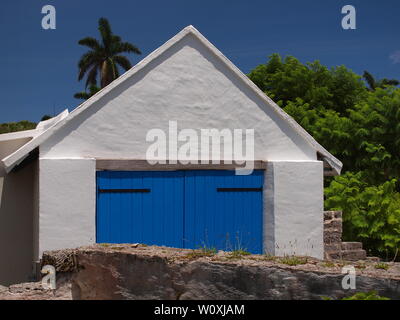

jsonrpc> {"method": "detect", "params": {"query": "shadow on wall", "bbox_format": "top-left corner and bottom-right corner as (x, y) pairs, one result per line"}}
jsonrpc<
(0, 161), (36, 286)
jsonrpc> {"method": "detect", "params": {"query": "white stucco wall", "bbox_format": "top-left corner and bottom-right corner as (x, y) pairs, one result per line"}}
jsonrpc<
(263, 160), (324, 259)
(38, 158), (96, 257)
(40, 34), (316, 162)
(34, 32), (325, 260)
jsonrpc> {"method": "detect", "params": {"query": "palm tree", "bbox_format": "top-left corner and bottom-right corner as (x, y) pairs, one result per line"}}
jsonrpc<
(76, 17), (141, 94)
(74, 85), (101, 100)
(363, 71), (399, 91)
(41, 115), (52, 121)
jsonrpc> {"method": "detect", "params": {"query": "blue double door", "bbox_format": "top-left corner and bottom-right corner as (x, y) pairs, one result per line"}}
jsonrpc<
(96, 170), (264, 253)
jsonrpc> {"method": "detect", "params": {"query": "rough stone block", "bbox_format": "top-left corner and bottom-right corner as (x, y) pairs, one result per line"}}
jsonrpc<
(324, 233), (342, 245)
(341, 242), (363, 251)
(324, 220), (342, 231)
(334, 211), (342, 219)
(340, 250), (367, 261)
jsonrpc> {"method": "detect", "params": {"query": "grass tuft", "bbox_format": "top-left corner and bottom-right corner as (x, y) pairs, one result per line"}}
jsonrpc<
(184, 247), (217, 260)
(226, 249), (251, 260)
(374, 262), (389, 270)
(263, 254), (278, 262)
(342, 291), (390, 300)
(322, 261), (336, 268)
(279, 255), (308, 266)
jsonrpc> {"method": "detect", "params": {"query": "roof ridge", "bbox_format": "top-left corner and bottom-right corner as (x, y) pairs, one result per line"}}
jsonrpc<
(0, 25), (342, 175)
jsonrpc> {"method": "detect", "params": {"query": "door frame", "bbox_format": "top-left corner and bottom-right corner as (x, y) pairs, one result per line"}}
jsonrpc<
(95, 159), (267, 252)
(96, 159), (267, 171)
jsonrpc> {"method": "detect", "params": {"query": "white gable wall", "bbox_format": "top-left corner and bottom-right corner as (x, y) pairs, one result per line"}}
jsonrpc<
(35, 32), (324, 261)
(40, 34), (316, 161)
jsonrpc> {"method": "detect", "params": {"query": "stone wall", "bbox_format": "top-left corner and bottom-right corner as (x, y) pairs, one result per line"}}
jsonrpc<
(49, 246), (400, 300)
(2, 245), (400, 300)
(324, 211), (343, 259)
(324, 211), (367, 261)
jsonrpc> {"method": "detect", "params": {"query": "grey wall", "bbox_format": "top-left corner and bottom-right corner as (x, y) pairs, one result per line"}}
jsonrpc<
(0, 160), (36, 286)
(0, 138), (32, 160)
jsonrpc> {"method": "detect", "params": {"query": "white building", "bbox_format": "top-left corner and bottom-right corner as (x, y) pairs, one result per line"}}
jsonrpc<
(0, 26), (341, 285)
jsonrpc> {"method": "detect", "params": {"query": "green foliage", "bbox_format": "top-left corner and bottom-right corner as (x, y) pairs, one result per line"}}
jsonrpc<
(283, 99), (354, 164)
(0, 120), (36, 134)
(352, 89), (400, 181)
(375, 262), (389, 270)
(226, 250), (251, 260)
(74, 85), (101, 100)
(263, 254), (278, 262)
(282, 88), (400, 182)
(76, 17), (141, 93)
(98, 243), (111, 247)
(322, 261), (336, 268)
(325, 172), (400, 256)
(248, 54), (400, 259)
(40, 115), (52, 121)
(363, 71), (399, 91)
(184, 246), (217, 260)
(279, 255), (308, 266)
(248, 53), (367, 115)
(323, 291), (390, 300)
(342, 291), (390, 300)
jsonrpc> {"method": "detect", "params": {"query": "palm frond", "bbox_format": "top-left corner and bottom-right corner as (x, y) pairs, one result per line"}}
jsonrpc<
(78, 51), (97, 67)
(115, 42), (141, 55)
(78, 59), (96, 81)
(76, 17), (141, 90)
(363, 71), (376, 91)
(78, 37), (101, 51)
(381, 79), (400, 87)
(111, 35), (121, 43)
(74, 85), (101, 100)
(78, 51), (99, 79)
(114, 55), (132, 71)
(98, 17), (113, 49)
(88, 85), (101, 93)
(74, 91), (91, 100)
(85, 65), (98, 88)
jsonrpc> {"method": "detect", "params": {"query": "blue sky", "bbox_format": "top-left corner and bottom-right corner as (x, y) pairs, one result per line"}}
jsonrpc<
(0, 0), (399, 122)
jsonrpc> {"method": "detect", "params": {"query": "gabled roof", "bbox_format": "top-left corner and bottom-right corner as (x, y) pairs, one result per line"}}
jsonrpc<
(0, 110), (69, 175)
(0, 25), (342, 175)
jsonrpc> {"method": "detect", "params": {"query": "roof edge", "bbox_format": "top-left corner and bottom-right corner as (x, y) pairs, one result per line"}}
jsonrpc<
(184, 26), (343, 175)
(1, 109), (69, 172)
(1, 25), (342, 175)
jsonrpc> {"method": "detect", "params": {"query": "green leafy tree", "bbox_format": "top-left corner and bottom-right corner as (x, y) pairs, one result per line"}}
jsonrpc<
(347, 88), (400, 182)
(325, 172), (400, 257)
(248, 53), (367, 115)
(249, 54), (400, 259)
(0, 120), (37, 134)
(76, 17), (141, 96)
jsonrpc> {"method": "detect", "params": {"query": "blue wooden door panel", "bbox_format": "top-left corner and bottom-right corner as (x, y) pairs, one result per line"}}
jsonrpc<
(96, 170), (263, 254)
(96, 171), (184, 247)
(184, 170), (263, 253)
